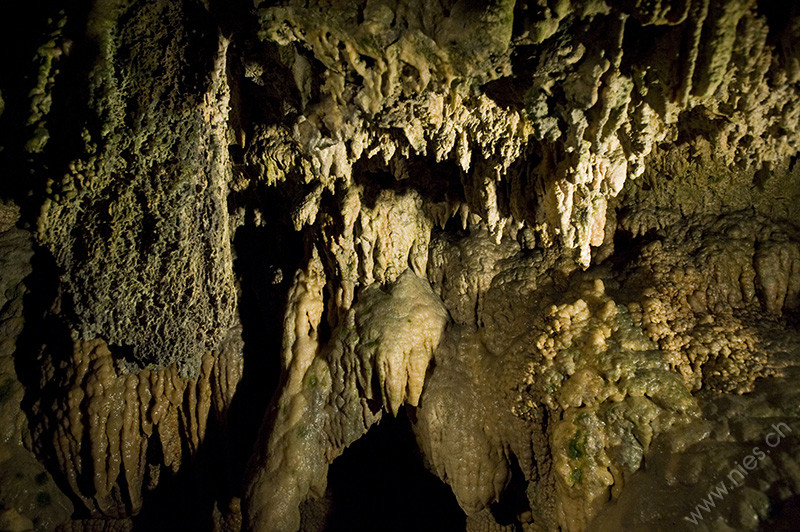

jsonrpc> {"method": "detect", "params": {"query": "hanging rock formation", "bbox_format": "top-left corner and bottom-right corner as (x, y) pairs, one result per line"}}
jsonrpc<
(0, 0), (799, 531)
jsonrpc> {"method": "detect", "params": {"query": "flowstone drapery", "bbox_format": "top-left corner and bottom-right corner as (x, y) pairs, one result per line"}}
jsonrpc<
(1, 0), (799, 531)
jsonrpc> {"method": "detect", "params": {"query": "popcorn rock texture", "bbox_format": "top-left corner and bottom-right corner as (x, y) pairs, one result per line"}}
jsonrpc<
(591, 365), (800, 531)
(0, 0), (799, 531)
(35, 2), (238, 375)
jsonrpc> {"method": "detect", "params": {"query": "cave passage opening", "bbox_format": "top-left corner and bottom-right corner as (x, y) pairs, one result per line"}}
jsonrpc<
(319, 408), (466, 532)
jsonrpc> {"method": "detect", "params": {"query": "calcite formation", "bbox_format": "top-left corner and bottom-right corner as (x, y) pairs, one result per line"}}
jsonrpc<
(29, 336), (243, 518)
(410, 212), (800, 531)
(245, 260), (448, 531)
(35, 3), (238, 375)
(591, 365), (800, 531)
(0, 0), (799, 531)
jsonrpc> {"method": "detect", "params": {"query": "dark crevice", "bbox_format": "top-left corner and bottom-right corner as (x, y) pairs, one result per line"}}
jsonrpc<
(765, 494), (800, 531)
(490, 455), (530, 529)
(607, 221), (662, 279)
(227, 179), (305, 481)
(323, 409), (466, 532)
(133, 429), (213, 532)
(352, 155), (466, 209)
(14, 247), (85, 516)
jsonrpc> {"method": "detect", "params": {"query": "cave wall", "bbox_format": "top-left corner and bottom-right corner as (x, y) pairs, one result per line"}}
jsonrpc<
(0, 0), (799, 531)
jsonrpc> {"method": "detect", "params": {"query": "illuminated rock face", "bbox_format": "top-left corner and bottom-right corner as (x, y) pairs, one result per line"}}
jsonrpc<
(0, 0), (799, 531)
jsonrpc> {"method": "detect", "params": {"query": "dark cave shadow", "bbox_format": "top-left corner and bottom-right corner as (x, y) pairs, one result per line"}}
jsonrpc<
(13, 247), (87, 511)
(13, 246), (225, 530)
(133, 187), (305, 531)
(6, 1), (304, 529)
(763, 494), (800, 532)
(322, 408), (466, 532)
(351, 155), (465, 210)
(11, 190), (305, 532)
(227, 210), (303, 464)
(490, 454), (530, 528)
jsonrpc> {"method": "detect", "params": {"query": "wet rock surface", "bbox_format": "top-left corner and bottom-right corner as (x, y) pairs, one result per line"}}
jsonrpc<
(0, 0), (799, 531)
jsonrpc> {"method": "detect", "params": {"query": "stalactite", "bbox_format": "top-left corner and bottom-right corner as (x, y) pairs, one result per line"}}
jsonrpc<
(30, 336), (243, 519)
